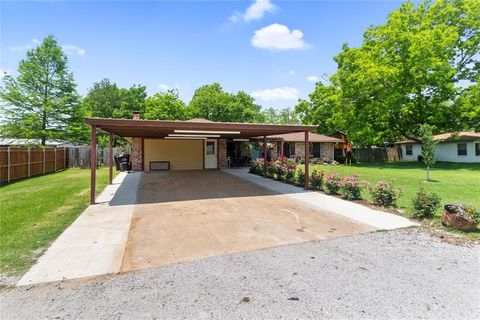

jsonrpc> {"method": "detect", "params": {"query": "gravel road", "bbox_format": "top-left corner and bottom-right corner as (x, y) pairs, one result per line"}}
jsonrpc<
(1, 229), (479, 320)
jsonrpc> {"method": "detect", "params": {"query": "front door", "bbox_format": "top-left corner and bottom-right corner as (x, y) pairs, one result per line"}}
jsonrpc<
(204, 139), (218, 169)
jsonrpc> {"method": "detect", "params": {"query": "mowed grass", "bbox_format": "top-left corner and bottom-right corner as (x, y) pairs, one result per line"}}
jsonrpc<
(307, 162), (480, 237)
(0, 168), (112, 275)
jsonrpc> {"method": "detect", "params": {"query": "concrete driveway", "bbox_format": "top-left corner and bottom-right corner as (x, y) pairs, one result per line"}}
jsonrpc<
(18, 169), (416, 285)
(121, 170), (376, 272)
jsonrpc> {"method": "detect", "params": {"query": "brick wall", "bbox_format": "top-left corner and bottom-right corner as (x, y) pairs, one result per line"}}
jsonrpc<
(320, 143), (334, 161)
(294, 142), (305, 159)
(218, 139), (227, 168)
(131, 138), (143, 171)
(270, 141), (278, 160)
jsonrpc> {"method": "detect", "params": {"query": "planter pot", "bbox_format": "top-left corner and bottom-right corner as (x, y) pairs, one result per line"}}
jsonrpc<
(442, 204), (479, 231)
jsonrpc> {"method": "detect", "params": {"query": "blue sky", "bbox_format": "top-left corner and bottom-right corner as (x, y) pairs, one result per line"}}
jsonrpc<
(1, 0), (404, 109)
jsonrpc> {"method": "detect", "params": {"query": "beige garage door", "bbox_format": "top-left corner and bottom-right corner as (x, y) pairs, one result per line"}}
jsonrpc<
(144, 139), (203, 170)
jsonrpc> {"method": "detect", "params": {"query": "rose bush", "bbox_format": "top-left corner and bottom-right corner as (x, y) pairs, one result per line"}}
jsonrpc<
(368, 179), (401, 207)
(339, 175), (363, 200)
(324, 173), (342, 194)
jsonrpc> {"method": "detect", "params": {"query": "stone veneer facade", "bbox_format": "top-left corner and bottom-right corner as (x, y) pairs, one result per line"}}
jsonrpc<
(285, 142), (335, 161)
(131, 138), (143, 171)
(218, 139), (227, 168)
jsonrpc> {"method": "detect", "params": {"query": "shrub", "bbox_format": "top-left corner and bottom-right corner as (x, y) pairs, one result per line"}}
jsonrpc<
(267, 160), (279, 177)
(249, 158), (264, 175)
(339, 175), (363, 200)
(412, 188), (441, 219)
(296, 168), (305, 186)
(310, 170), (324, 190)
(368, 179), (401, 207)
(324, 173), (342, 194)
(281, 159), (296, 183)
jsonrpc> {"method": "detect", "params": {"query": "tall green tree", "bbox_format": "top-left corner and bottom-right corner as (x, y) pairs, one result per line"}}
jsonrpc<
(419, 124), (438, 181)
(187, 83), (263, 122)
(299, 0), (480, 146)
(82, 78), (147, 119)
(0, 35), (79, 145)
(457, 77), (480, 131)
(144, 89), (187, 120)
(262, 107), (300, 124)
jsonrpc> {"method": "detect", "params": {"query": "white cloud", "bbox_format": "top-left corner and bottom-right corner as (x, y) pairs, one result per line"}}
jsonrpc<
(158, 84), (171, 91)
(288, 70), (295, 76)
(8, 39), (85, 56)
(62, 44), (86, 56)
(230, 0), (276, 23)
(251, 23), (309, 50)
(307, 75), (319, 82)
(252, 87), (300, 101)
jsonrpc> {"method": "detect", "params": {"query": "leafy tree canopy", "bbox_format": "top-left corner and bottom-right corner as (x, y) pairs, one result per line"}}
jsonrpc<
(0, 35), (80, 145)
(82, 78), (147, 119)
(298, 0), (480, 146)
(187, 83), (263, 123)
(262, 107), (300, 124)
(144, 89), (187, 120)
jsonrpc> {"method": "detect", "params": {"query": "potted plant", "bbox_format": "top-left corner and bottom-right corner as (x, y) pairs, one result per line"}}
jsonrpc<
(442, 204), (479, 231)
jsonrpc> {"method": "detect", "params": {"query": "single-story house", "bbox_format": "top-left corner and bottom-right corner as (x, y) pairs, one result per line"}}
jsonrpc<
(263, 132), (343, 162)
(396, 132), (480, 163)
(85, 111), (318, 203)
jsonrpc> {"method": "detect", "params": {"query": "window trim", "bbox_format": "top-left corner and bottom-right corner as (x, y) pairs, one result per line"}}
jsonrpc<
(457, 143), (467, 156)
(405, 144), (413, 156)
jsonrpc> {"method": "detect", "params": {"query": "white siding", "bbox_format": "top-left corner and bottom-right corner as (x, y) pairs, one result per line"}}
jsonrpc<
(435, 141), (480, 163)
(400, 141), (480, 163)
(400, 144), (422, 161)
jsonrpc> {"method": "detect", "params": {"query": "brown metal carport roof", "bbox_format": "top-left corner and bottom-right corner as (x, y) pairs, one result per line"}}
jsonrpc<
(85, 118), (317, 138)
(85, 117), (318, 204)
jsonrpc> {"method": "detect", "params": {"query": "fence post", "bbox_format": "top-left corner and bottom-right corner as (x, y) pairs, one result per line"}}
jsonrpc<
(7, 147), (10, 183)
(54, 147), (57, 172)
(64, 147), (66, 169)
(28, 148), (31, 178)
(43, 148), (46, 175)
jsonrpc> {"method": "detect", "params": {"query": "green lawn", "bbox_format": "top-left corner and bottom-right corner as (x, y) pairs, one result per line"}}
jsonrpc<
(307, 162), (480, 237)
(0, 168), (113, 275)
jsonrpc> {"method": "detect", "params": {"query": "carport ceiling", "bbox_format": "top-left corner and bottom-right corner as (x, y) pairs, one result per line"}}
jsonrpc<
(85, 118), (318, 139)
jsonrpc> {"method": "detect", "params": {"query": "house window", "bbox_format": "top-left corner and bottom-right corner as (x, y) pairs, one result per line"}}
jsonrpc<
(312, 143), (321, 158)
(457, 143), (467, 156)
(283, 142), (295, 157)
(475, 143), (480, 156)
(206, 141), (215, 155)
(406, 145), (413, 156)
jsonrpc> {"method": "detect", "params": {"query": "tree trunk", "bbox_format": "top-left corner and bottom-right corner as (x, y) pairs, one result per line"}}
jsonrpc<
(41, 110), (47, 146)
(426, 165), (430, 181)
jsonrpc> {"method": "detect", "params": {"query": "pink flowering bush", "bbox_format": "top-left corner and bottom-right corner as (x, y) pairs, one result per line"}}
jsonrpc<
(324, 173), (342, 194)
(284, 160), (297, 183)
(310, 170), (324, 190)
(296, 168), (305, 186)
(339, 175), (363, 200)
(368, 179), (401, 207)
(249, 158), (264, 175)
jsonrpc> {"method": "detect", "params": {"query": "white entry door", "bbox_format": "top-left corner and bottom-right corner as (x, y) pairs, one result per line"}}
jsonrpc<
(204, 139), (218, 169)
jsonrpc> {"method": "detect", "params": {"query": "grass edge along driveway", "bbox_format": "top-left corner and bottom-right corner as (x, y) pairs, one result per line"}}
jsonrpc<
(307, 162), (480, 238)
(0, 168), (113, 276)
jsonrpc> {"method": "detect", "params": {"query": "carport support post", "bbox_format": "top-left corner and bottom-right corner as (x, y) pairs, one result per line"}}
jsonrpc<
(108, 133), (113, 185)
(90, 125), (97, 205)
(263, 135), (268, 177)
(304, 131), (309, 189)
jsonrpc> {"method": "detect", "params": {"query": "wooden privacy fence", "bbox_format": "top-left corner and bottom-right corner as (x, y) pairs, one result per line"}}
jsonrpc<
(67, 146), (131, 169)
(352, 146), (403, 162)
(0, 147), (67, 184)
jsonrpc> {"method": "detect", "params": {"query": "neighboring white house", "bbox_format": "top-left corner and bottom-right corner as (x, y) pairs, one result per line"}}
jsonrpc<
(396, 132), (480, 163)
